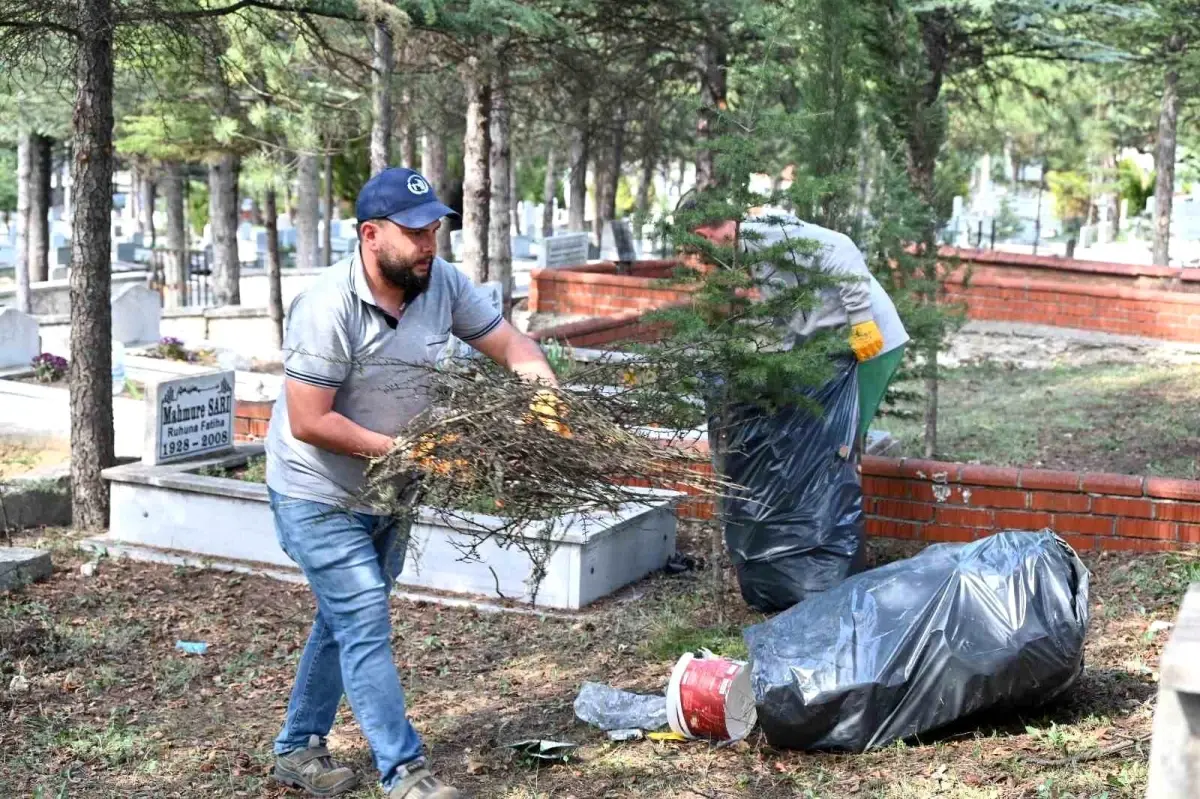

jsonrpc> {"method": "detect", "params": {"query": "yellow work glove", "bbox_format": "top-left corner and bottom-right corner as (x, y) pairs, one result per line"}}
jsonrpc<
(849, 320), (884, 362)
(409, 433), (467, 475)
(528, 388), (573, 438)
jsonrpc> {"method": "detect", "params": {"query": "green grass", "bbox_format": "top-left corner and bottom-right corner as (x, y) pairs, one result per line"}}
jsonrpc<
(883, 362), (1200, 477)
(199, 455), (266, 483)
(636, 592), (753, 661)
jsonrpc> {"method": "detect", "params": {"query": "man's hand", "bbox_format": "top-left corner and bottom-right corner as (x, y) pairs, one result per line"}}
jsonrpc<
(849, 320), (884, 362)
(529, 389), (572, 438)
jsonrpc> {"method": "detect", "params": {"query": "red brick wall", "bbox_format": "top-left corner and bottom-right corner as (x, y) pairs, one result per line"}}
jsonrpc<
(940, 246), (1200, 292)
(530, 302), (690, 348)
(530, 260), (691, 317)
(861, 456), (1200, 553)
(234, 400), (273, 442)
(656, 449), (1200, 552)
(945, 270), (1200, 342)
(530, 250), (1200, 344)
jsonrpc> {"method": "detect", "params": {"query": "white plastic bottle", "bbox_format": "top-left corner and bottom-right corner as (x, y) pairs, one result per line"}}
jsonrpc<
(112, 340), (126, 396)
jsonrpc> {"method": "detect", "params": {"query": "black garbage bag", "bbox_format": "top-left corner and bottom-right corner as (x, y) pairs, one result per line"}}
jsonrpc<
(719, 357), (865, 612)
(744, 531), (1090, 752)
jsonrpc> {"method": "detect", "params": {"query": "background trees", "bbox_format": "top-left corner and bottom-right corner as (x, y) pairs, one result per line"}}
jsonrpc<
(0, 0), (1190, 525)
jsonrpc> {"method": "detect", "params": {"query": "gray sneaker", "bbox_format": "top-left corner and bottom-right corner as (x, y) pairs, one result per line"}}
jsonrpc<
(386, 764), (461, 799)
(274, 735), (359, 796)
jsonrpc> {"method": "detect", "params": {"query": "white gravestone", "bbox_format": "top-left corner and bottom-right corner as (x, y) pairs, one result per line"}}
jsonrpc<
(143, 371), (236, 465)
(0, 307), (40, 370)
(111, 283), (162, 346)
(537, 232), (590, 269)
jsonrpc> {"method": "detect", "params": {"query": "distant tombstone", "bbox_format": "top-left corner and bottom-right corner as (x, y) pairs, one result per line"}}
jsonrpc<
(511, 235), (533, 260)
(0, 307), (39, 370)
(450, 230), (463, 262)
(116, 241), (138, 263)
(599, 220), (638, 263)
(537, 232), (590, 269)
(111, 283), (161, 346)
(523, 203), (539, 238)
(1078, 225), (1096, 249)
(143, 371), (236, 466)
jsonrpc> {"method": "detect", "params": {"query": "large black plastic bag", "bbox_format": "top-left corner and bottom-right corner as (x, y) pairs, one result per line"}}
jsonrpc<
(744, 531), (1090, 752)
(720, 357), (865, 612)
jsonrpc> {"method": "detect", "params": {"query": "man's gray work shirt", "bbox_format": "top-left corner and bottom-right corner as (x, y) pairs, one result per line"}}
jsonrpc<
(265, 251), (502, 511)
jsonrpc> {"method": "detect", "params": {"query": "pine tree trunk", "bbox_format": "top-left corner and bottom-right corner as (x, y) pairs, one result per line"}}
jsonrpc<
(29, 134), (51, 282)
(163, 160), (187, 307)
(420, 130), (451, 259)
(510, 155), (520, 237)
(1153, 63), (1180, 267)
(399, 87), (417, 168)
(568, 124), (588, 233)
(322, 153), (333, 266)
(208, 153), (241, 306)
(69, 3), (117, 531)
(461, 59), (491, 283)
(14, 131), (31, 312)
(542, 146), (556, 238)
(607, 120), (623, 222)
(591, 141), (608, 244)
(140, 166), (156, 249)
(710, 407), (730, 623)
(695, 34), (727, 191)
(923, 351), (938, 458)
(295, 153), (319, 270)
(636, 154), (654, 224)
(488, 69), (512, 315)
(265, 187), (284, 350)
(370, 22), (393, 176)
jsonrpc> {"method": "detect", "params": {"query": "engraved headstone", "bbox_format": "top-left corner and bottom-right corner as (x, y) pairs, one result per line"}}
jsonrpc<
(537, 232), (590, 269)
(143, 371), (236, 465)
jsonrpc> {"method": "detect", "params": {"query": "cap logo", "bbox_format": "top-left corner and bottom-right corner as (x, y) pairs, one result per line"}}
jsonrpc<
(407, 175), (430, 195)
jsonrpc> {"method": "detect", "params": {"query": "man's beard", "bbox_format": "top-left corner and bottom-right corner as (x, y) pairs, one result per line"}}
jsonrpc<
(378, 252), (433, 305)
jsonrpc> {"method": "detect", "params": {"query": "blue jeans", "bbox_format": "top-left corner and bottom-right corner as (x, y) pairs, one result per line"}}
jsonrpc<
(269, 488), (424, 788)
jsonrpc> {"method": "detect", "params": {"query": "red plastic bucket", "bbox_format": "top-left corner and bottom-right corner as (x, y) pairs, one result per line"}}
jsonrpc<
(666, 651), (757, 741)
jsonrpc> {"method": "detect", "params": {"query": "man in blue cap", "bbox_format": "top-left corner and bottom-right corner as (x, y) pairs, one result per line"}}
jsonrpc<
(265, 168), (560, 798)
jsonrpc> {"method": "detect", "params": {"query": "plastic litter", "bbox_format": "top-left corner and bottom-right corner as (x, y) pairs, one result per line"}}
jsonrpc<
(719, 356), (866, 612)
(506, 739), (577, 764)
(745, 531), (1090, 752)
(174, 640), (209, 655)
(606, 729), (644, 742)
(573, 681), (668, 732)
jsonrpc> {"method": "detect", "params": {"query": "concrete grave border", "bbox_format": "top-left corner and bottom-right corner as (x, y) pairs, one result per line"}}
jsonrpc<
(93, 444), (678, 610)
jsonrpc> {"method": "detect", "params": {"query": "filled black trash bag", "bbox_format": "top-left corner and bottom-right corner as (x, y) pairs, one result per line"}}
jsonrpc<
(720, 357), (865, 612)
(744, 531), (1090, 752)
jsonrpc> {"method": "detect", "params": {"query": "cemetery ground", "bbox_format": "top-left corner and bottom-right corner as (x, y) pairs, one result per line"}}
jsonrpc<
(0, 522), (1170, 799)
(885, 324), (1200, 478)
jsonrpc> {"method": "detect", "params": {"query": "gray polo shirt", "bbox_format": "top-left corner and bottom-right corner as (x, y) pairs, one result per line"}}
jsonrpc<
(265, 252), (502, 511)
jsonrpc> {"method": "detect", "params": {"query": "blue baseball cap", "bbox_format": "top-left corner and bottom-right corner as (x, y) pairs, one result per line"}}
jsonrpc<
(355, 167), (456, 230)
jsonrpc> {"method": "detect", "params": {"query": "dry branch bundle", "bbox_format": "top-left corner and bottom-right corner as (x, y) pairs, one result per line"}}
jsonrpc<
(357, 356), (731, 602)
